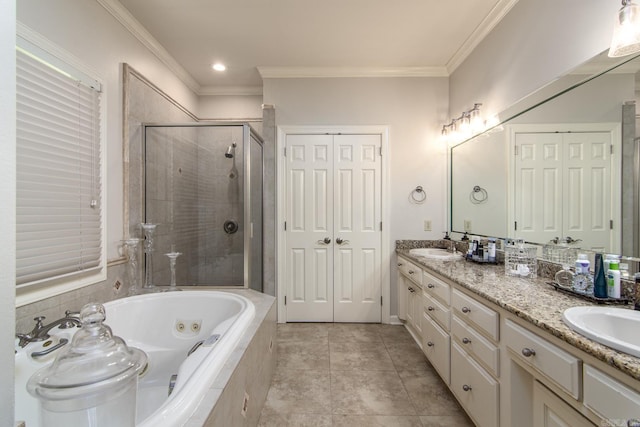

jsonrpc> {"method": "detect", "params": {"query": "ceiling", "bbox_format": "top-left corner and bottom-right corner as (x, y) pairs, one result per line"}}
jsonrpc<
(114, 0), (518, 95)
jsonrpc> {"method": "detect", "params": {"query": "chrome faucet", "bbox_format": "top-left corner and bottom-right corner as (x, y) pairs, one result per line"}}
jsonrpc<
(16, 312), (81, 348)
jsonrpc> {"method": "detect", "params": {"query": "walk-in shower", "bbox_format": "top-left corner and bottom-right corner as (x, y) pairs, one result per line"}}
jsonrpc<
(142, 123), (263, 291)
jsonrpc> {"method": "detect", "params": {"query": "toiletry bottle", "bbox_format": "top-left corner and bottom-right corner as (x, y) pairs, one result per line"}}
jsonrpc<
(607, 258), (621, 299)
(593, 253), (608, 298)
(488, 238), (496, 262)
(572, 254), (593, 294)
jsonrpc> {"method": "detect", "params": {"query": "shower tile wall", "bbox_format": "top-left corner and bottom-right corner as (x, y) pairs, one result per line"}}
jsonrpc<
(145, 125), (245, 286)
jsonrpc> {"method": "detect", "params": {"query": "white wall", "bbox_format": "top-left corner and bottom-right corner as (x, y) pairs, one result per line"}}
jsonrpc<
(199, 95), (263, 120)
(263, 76), (449, 313)
(449, 0), (620, 120)
(17, 0), (199, 260)
(1, 1), (16, 424)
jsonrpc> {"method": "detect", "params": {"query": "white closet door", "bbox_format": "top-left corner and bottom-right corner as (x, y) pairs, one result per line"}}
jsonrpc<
(563, 132), (612, 252)
(285, 134), (334, 322)
(284, 133), (382, 323)
(514, 133), (563, 244)
(333, 135), (382, 323)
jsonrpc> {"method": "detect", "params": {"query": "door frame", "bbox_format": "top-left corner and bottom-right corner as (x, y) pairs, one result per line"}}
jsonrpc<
(276, 125), (391, 323)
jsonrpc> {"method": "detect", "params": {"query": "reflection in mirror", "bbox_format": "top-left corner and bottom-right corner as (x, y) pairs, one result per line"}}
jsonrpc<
(450, 51), (640, 265)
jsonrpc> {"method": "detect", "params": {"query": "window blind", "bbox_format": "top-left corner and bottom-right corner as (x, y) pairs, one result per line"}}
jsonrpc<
(16, 46), (103, 288)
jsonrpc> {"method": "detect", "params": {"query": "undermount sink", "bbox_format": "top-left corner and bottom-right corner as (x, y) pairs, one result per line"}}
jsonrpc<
(562, 306), (640, 358)
(408, 247), (463, 261)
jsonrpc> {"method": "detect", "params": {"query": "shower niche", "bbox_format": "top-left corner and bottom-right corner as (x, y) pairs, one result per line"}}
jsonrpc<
(143, 123), (263, 291)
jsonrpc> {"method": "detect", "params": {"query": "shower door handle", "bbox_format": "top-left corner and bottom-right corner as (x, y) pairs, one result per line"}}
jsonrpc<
(317, 237), (332, 245)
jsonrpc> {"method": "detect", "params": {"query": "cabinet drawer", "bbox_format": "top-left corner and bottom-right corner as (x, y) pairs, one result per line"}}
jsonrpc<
(533, 381), (593, 427)
(451, 314), (499, 377)
(451, 342), (499, 427)
(583, 365), (640, 423)
(423, 292), (450, 331)
(504, 319), (581, 399)
(423, 270), (451, 306)
(397, 257), (422, 285)
(422, 313), (450, 385)
(452, 289), (499, 341)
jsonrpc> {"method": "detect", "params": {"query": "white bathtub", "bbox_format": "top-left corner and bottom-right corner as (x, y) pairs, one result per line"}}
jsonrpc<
(15, 290), (256, 427)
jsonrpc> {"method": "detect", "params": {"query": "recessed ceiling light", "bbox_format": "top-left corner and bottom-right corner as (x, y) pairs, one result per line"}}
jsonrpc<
(212, 63), (226, 72)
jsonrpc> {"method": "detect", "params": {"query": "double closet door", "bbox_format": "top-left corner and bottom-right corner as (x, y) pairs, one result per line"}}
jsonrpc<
(285, 133), (382, 322)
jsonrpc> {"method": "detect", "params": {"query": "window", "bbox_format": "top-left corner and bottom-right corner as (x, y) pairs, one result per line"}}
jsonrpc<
(16, 34), (105, 305)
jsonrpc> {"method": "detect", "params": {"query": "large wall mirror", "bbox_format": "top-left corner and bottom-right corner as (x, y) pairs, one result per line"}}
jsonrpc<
(450, 51), (640, 262)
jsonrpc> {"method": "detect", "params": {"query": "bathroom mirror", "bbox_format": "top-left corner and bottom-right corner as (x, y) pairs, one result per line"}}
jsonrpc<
(450, 51), (640, 260)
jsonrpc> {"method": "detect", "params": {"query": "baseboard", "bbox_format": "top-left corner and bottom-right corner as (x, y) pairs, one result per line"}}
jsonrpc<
(388, 315), (402, 325)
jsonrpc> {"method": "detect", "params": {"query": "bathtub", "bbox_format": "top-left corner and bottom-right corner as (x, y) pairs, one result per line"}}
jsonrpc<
(15, 290), (256, 427)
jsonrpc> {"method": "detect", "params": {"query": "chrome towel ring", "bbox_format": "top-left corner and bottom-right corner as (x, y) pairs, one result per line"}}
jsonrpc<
(409, 186), (427, 204)
(470, 185), (488, 204)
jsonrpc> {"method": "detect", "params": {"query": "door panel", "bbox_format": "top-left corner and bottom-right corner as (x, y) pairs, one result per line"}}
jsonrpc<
(285, 134), (334, 321)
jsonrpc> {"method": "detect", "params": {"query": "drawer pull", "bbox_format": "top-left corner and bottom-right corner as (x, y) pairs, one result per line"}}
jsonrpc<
(461, 306), (471, 314)
(462, 337), (471, 344)
(427, 306), (435, 311)
(521, 347), (536, 357)
(408, 287), (414, 293)
(408, 270), (415, 275)
(462, 384), (472, 392)
(427, 283), (435, 289)
(627, 419), (640, 427)
(427, 341), (434, 347)
(397, 262), (403, 267)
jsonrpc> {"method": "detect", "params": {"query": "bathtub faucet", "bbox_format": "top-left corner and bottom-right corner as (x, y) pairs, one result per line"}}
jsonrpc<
(16, 313), (81, 347)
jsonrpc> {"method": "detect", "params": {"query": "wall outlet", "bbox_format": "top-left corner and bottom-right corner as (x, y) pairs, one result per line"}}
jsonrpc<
(464, 220), (472, 232)
(424, 220), (432, 231)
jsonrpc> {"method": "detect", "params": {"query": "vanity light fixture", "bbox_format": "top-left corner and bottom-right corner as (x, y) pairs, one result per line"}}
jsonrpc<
(441, 103), (483, 145)
(212, 63), (226, 71)
(609, 0), (640, 57)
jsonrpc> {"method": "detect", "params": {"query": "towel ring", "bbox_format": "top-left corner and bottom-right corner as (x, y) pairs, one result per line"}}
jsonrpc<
(409, 186), (427, 204)
(470, 185), (488, 204)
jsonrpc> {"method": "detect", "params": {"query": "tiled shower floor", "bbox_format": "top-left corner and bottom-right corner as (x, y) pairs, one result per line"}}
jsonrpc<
(258, 323), (474, 427)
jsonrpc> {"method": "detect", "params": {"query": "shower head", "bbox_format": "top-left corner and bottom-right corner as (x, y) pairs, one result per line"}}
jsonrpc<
(225, 142), (237, 158)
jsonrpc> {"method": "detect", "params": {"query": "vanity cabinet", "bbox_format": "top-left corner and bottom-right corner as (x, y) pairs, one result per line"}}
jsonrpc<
(583, 365), (640, 424)
(451, 341), (500, 427)
(397, 256), (423, 340)
(533, 380), (593, 427)
(422, 270), (452, 383)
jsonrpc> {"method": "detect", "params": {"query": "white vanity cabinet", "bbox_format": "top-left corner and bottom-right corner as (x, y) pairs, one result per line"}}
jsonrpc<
(422, 270), (452, 384)
(583, 365), (640, 424)
(450, 288), (500, 427)
(397, 255), (423, 340)
(533, 380), (593, 427)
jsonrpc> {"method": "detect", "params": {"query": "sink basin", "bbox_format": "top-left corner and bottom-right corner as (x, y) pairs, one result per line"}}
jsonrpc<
(562, 306), (640, 357)
(408, 248), (463, 261)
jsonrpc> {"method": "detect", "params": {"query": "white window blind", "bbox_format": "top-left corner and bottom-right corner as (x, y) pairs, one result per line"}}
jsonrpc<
(16, 44), (103, 289)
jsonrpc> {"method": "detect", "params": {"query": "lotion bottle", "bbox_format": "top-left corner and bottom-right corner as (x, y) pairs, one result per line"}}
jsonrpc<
(607, 258), (621, 299)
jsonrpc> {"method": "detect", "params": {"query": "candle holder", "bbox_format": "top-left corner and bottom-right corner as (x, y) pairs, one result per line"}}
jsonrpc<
(140, 223), (158, 291)
(122, 238), (141, 296)
(165, 247), (182, 292)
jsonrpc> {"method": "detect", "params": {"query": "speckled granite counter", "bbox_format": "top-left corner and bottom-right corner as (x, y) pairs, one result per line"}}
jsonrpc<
(396, 247), (640, 382)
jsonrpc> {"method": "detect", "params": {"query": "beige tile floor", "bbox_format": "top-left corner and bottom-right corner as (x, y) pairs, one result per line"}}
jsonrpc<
(258, 323), (474, 427)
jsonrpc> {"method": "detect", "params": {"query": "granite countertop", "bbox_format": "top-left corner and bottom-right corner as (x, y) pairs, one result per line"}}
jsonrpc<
(396, 247), (640, 382)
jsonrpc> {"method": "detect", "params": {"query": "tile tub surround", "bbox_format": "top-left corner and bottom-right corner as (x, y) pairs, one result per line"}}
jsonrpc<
(258, 323), (473, 427)
(396, 247), (640, 381)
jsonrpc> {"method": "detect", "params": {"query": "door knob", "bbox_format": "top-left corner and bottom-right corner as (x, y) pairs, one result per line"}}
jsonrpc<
(323, 237), (331, 244)
(336, 237), (350, 245)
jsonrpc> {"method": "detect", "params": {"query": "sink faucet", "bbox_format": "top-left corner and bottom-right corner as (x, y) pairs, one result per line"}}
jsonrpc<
(16, 313), (81, 348)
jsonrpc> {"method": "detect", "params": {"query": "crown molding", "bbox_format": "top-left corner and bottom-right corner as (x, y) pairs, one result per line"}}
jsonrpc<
(446, 0), (520, 74)
(199, 85), (264, 96)
(257, 66), (449, 79)
(96, 0), (201, 93)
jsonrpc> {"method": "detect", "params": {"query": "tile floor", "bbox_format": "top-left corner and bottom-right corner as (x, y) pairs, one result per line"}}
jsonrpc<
(258, 323), (474, 427)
